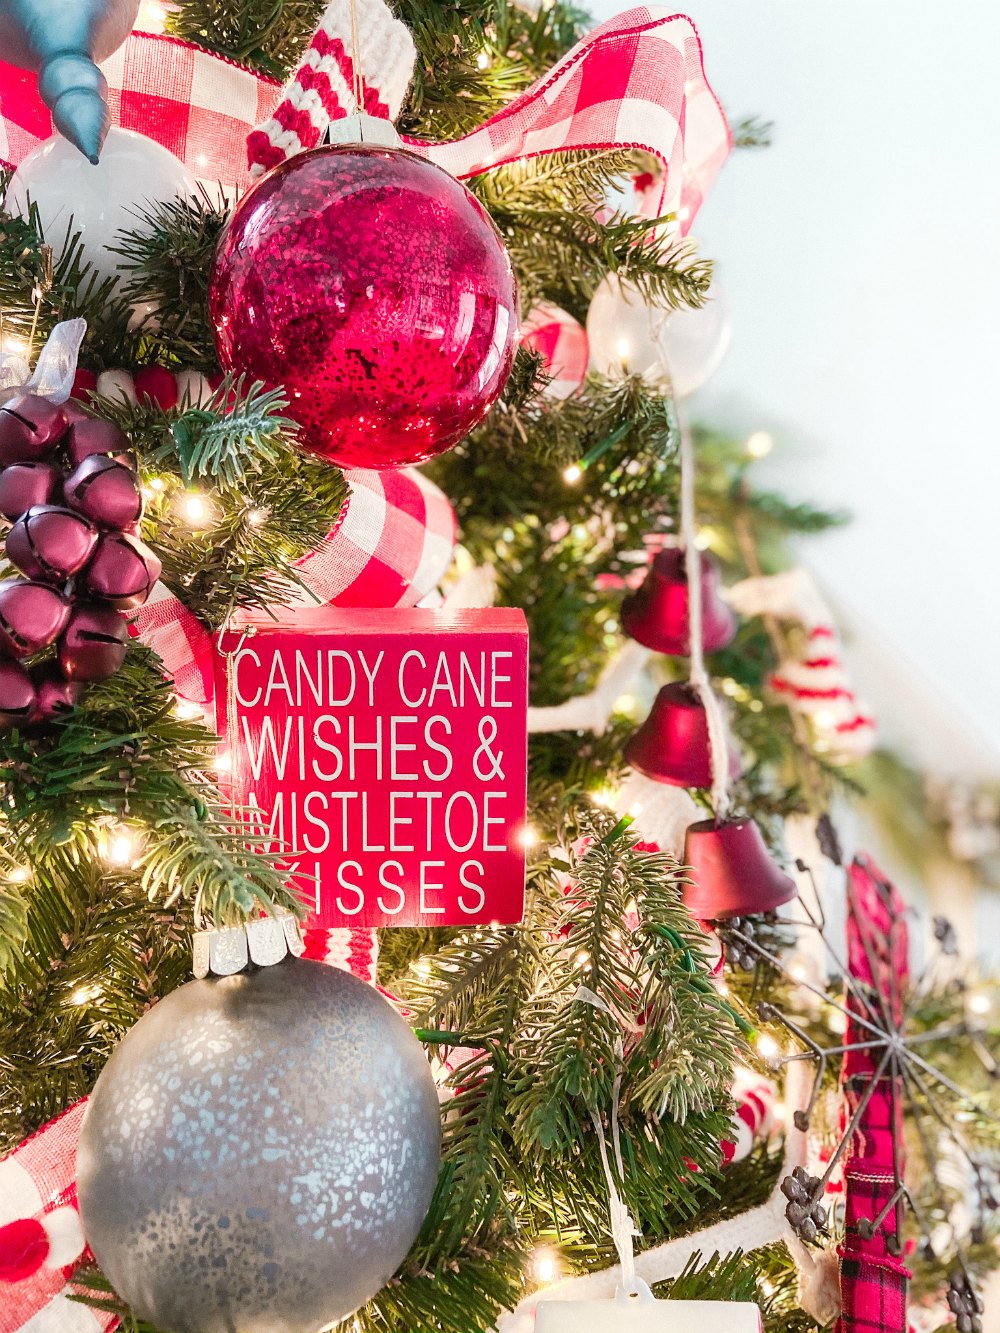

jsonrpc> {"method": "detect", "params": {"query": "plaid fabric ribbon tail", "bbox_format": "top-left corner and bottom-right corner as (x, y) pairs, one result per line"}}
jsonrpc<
(835, 855), (911, 1333)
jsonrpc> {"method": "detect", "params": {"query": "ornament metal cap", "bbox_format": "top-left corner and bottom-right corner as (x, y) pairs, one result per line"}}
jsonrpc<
(324, 112), (401, 148)
(622, 546), (737, 656)
(683, 815), (797, 919)
(192, 915), (306, 978)
(624, 681), (742, 788)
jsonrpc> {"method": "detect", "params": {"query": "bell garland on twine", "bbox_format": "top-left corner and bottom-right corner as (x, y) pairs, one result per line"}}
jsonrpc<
(0, 322), (148, 730)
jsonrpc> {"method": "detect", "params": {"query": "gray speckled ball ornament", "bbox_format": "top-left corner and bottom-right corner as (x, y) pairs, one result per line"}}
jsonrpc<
(76, 958), (441, 1333)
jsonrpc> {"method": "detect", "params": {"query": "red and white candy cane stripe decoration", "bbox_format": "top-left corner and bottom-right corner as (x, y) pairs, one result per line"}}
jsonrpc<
(519, 303), (590, 400)
(726, 569), (877, 762)
(722, 1070), (779, 1165)
(0, 9), (729, 238)
(247, 0), (416, 178)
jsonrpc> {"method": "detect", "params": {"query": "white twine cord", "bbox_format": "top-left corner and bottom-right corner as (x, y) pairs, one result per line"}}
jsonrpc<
(678, 411), (732, 821)
(349, 0), (365, 109)
(494, 1061), (814, 1333)
(574, 985), (642, 1293)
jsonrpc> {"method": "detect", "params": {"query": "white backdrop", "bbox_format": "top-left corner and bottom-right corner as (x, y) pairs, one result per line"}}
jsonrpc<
(588, 0), (1000, 774)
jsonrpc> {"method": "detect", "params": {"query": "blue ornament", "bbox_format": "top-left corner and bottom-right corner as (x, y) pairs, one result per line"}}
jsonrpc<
(0, 0), (139, 162)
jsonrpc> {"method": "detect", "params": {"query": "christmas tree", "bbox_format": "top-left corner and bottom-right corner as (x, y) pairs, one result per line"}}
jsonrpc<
(0, 3), (996, 1333)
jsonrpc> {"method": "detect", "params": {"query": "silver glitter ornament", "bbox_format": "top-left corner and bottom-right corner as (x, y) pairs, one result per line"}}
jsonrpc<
(77, 958), (441, 1333)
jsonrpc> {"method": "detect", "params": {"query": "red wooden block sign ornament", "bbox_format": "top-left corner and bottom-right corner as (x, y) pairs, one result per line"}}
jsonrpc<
(215, 608), (529, 929)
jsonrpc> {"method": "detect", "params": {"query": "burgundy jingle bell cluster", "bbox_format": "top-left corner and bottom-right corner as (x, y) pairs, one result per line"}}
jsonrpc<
(0, 394), (159, 730)
(621, 547), (796, 920)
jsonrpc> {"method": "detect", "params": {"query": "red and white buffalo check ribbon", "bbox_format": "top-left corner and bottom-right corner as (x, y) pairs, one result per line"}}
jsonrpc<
(128, 466), (456, 708)
(0, 7), (729, 233)
(0, 1101), (115, 1333)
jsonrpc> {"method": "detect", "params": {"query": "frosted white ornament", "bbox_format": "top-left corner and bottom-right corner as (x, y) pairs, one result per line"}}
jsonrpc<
(586, 275), (731, 397)
(6, 127), (197, 287)
(536, 1282), (762, 1333)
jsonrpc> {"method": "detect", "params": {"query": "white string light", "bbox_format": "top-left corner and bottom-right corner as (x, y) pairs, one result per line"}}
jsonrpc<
(531, 1246), (560, 1285)
(101, 825), (141, 869)
(181, 492), (213, 527)
(746, 430), (774, 459)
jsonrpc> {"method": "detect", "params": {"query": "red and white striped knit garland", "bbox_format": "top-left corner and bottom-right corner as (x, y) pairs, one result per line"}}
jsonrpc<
(247, 0), (416, 178)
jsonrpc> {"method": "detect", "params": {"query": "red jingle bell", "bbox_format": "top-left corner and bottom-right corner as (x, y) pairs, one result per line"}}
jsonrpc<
(29, 662), (84, 723)
(624, 682), (742, 788)
(682, 816), (797, 920)
(0, 579), (71, 658)
(0, 460), (62, 519)
(81, 532), (161, 609)
(65, 417), (133, 469)
(0, 658), (37, 731)
(0, 394), (66, 464)
(621, 547), (736, 656)
(63, 455), (143, 530)
(58, 603), (128, 681)
(6, 505), (99, 583)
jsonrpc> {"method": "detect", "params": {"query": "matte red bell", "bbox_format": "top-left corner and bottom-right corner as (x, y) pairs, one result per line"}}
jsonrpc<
(6, 506), (99, 583)
(59, 603), (128, 681)
(621, 547), (736, 655)
(29, 662), (84, 723)
(82, 532), (161, 609)
(0, 579), (71, 658)
(0, 461), (62, 519)
(624, 682), (742, 788)
(0, 658), (36, 730)
(683, 816), (797, 919)
(65, 418), (133, 468)
(0, 394), (66, 464)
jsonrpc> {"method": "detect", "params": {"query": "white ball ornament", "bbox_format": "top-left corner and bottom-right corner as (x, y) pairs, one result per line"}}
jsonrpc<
(6, 126), (197, 287)
(586, 274), (732, 397)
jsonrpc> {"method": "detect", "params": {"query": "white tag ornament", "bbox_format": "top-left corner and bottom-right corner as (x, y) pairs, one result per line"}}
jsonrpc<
(536, 1280), (762, 1333)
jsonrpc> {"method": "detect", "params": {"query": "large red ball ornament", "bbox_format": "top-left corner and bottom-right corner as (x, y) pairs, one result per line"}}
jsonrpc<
(209, 144), (519, 469)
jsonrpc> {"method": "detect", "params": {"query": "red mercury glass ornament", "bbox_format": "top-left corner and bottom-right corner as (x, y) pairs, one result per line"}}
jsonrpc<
(209, 142), (519, 469)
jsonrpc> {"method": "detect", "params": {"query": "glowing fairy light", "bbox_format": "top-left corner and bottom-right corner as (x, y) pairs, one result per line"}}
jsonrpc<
(756, 1032), (781, 1064)
(102, 825), (141, 869)
(562, 463), (583, 485)
(746, 430), (774, 459)
(181, 492), (213, 527)
(531, 1246), (560, 1284)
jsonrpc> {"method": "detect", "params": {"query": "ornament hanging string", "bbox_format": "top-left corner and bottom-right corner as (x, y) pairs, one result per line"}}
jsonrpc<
(573, 985), (642, 1295)
(677, 407), (732, 820)
(348, 0), (365, 109)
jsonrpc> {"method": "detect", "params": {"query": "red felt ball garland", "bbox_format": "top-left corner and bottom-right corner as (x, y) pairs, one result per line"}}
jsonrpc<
(0, 394), (158, 731)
